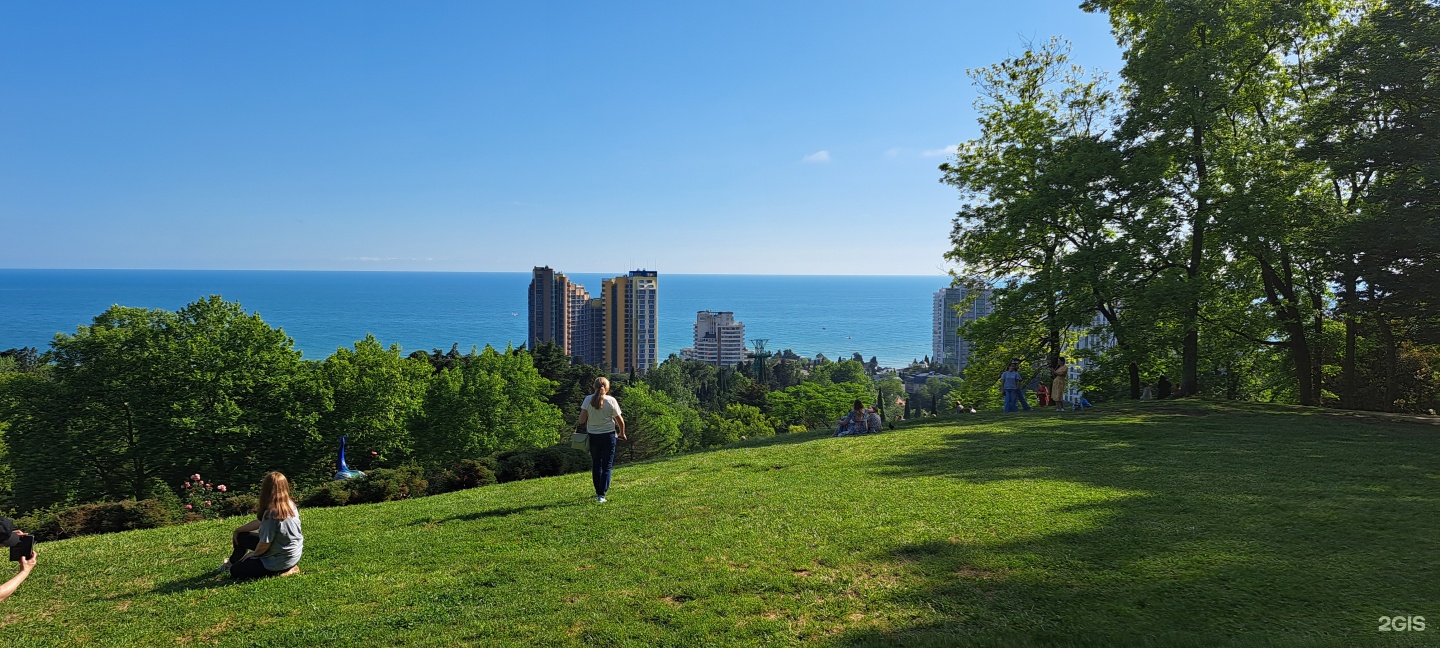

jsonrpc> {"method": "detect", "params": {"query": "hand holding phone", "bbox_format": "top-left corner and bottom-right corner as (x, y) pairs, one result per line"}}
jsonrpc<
(9, 535), (34, 562)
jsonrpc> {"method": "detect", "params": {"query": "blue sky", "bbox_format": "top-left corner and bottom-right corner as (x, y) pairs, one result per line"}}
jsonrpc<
(1, 2), (1121, 275)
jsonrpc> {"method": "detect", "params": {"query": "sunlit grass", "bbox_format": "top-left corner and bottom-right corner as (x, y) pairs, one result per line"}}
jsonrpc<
(5, 402), (1437, 646)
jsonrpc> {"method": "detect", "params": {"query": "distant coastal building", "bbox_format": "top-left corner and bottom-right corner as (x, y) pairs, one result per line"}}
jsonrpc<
(1063, 312), (1114, 404)
(528, 267), (658, 374)
(602, 270), (659, 374)
(573, 297), (605, 367)
(529, 266), (584, 352)
(932, 285), (994, 372)
(680, 311), (747, 367)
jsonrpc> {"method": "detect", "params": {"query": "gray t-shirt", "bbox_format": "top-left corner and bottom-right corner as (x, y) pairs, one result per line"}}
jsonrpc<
(257, 508), (303, 572)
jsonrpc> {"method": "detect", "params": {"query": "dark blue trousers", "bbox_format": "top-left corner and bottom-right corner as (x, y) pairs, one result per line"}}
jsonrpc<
(588, 432), (617, 497)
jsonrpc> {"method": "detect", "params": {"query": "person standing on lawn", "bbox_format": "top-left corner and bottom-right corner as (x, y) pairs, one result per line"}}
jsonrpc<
(578, 376), (627, 503)
(222, 471), (303, 582)
(1001, 361), (1024, 412)
(1052, 356), (1071, 411)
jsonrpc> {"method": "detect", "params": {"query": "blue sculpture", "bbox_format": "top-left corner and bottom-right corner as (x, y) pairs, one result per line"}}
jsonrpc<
(334, 435), (366, 480)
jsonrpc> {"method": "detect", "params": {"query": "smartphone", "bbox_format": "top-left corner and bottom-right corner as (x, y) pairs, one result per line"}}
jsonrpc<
(9, 535), (34, 561)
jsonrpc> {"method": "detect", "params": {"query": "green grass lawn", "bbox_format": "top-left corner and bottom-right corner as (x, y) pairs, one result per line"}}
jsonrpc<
(5, 402), (1437, 647)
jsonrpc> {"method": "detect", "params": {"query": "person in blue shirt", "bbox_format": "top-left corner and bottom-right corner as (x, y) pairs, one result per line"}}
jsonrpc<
(1001, 361), (1024, 413)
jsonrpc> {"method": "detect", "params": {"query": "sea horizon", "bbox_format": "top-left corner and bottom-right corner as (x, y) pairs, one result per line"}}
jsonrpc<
(1, 269), (955, 368)
(0, 267), (952, 278)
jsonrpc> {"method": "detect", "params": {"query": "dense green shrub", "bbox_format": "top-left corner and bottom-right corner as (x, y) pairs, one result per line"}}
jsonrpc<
(220, 494), (260, 518)
(427, 459), (498, 495)
(17, 499), (179, 541)
(302, 465), (429, 507)
(352, 465), (428, 503)
(301, 480), (354, 508)
(495, 446), (589, 483)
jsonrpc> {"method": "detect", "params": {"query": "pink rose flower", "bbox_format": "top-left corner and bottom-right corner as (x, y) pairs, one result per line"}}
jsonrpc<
(371, 451), (378, 456)
(185, 504), (193, 510)
(191, 474), (201, 481)
(204, 501), (212, 506)
(183, 482), (190, 488)
(217, 485), (227, 492)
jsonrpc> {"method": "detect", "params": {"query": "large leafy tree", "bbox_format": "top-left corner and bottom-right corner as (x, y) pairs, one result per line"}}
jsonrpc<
(1304, 0), (1440, 409)
(1081, 0), (1340, 398)
(411, 345), (564, 463)
(612, 382), (683, 460)
(942, 38), (1174, 397)
(315, 335), (431, 464)
(2, 297), (322, 510)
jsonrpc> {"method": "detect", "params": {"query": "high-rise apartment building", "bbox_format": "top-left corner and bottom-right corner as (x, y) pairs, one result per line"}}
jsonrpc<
(529, 266), (597, 363)
(681, 311), (747, 367)
(573, 297), (606, 367)
(529, 266), (572, 351)
(603, 270), (659, 374)
(932, 286), (994, 372)
(530, 266), (659, 373)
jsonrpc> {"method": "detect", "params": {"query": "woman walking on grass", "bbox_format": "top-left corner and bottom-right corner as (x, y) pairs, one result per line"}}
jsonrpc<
(222, 471), (303, 582)
(578, 376), (626, 503)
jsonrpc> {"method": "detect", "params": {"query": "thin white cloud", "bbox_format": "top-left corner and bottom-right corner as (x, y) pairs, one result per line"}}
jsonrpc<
(803, 150), (831, 163)
(921, 144), (959, 157)
(883, 147), (903, 159)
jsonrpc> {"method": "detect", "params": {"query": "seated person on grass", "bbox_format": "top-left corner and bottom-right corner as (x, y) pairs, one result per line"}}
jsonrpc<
(0, 517), (36, 602)
(835, 400), (868, 436)
(222, 471), (304, 582)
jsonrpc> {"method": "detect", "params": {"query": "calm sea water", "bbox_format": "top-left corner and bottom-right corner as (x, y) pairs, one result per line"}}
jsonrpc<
(0, 270), (948, 368)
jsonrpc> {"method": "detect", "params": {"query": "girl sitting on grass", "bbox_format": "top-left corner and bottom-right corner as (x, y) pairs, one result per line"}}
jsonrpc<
(221, 471), (304, 582)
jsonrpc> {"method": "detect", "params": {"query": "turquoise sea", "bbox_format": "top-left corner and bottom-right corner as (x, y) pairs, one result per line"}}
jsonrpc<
(0, 270), (949, 368)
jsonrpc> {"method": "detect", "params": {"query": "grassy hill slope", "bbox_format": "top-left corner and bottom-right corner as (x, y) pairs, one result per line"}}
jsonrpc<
(5, 403), (1438, 647)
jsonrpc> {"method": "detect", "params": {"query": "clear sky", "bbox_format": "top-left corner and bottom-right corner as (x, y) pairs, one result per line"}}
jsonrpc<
(1, 2), (1121, 275)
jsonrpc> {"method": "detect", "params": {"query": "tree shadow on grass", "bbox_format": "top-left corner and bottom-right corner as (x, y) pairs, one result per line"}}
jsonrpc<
(413, 502), (566, 526)
(824, 411), (1440, 647)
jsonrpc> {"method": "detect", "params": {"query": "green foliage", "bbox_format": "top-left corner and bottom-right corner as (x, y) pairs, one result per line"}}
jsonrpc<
(614, 382), (684, 460)
(2, 297), (323, 511)
(766, 382), (873, 430)
(702, 404), (778, 446)
(530, 341), (606, 426)
(304, 465), (430, 508)
(411, 345), (564, 464)
(494, 446), (590, 483)
(0, 423), (11, 512)
(352, 465), (429, 504)
(16, 499), (179, 541)
(316, 335), (431, 464)
(829, 360), (871, 387)
(427, 458), (499, 495)
(219, 494), (260, 519)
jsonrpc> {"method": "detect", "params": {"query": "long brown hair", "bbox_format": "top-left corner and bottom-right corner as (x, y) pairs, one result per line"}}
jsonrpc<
(256, 471), (297, 521)
(589, 376), (610, 411)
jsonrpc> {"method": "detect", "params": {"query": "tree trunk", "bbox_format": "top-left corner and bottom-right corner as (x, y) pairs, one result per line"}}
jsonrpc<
(1129, 360), (1141, 400)
(1311, 310), (1325, 405)
(1256, 256), (1316, 406)
(1182, 124), (1208, 397)
(1376, 315), (1398, 410)
(1342, 272), (1358, 408)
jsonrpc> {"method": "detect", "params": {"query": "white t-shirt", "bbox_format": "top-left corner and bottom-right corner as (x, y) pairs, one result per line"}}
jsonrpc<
(581, 394), (622, 434)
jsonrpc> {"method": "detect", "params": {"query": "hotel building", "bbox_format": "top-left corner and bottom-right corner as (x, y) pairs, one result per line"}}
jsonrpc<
(932, 285), (994, 372)
(603, 270), (659, 374)
(681, 311), (747, 367)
